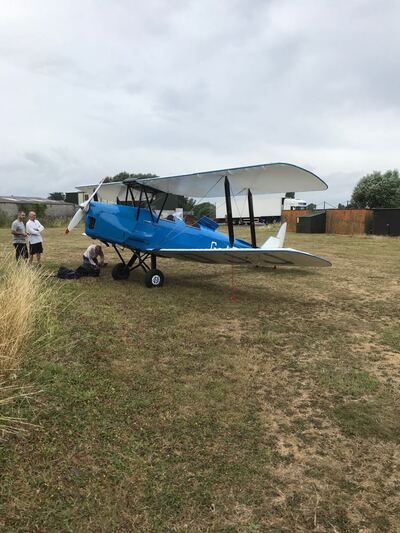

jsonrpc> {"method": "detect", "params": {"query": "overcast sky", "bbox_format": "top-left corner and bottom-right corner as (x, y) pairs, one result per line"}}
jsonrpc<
(1, 0), (399, 206)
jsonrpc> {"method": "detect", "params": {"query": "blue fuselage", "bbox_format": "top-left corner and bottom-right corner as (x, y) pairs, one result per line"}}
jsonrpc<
(85, 202), (251, 251)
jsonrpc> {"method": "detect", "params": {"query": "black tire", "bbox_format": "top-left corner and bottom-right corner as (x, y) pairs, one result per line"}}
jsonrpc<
(144, 269), (164, 288)
(112, 263), (130, 281)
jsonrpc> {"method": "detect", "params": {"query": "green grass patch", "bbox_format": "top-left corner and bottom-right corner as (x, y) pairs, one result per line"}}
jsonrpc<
(332, 398), (400, 441)
(318, 366), (380, 398)
(381, 325), (400, 352)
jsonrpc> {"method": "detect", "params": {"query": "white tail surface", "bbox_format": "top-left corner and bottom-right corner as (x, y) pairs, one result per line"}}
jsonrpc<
(261, 222), (287, 250)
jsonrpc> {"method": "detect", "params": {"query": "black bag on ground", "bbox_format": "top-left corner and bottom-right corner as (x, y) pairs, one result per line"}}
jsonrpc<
(75, 264), (100, 278)
(56, 264), (100, 280)
(56, 266), (77, 280)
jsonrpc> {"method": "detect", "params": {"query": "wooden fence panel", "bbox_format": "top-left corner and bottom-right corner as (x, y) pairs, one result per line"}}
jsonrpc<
(281, 210), (311, 232)
(326, 209), (372, 235)
(282, 209), (373, 234)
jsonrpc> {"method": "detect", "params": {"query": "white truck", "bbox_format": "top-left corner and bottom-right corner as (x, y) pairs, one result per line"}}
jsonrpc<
(215, 195), (307, 224)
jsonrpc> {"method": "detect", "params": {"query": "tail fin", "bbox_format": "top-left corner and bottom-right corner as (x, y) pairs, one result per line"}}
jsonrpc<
(261, 222), (287, 250)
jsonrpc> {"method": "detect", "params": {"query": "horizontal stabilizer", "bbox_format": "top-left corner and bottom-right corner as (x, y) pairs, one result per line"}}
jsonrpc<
(261, 223), (287, 250)
(155, 247), (331, 268)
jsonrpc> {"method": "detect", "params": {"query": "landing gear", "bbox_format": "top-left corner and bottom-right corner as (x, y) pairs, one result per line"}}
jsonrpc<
(145, 269), (164, 288)
(111, 246), (165, 288)
(112, 263), (130, 280)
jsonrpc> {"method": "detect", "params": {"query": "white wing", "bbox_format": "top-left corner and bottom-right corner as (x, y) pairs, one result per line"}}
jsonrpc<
(76, 163), (327, 200)
(75, 182), (127, 203)
(155, 248), (331, 267)
(132, 162), (327, 198)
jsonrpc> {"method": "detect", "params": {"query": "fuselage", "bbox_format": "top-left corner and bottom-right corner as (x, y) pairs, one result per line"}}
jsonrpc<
(85, 202), (252, 251)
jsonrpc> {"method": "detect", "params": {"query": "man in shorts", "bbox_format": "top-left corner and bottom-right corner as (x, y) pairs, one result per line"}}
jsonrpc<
(11, 211), (28, 260)
(26, 211), (44, 264)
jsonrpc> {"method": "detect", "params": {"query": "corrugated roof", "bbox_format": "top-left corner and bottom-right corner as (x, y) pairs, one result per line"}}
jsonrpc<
(0, 195), (70, 205)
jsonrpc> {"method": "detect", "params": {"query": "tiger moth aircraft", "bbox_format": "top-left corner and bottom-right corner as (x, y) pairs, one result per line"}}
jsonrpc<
(65, 163), (331, 288)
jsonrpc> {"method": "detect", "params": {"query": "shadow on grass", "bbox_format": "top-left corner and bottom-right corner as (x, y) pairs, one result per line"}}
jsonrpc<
(332, 398), (400, 442)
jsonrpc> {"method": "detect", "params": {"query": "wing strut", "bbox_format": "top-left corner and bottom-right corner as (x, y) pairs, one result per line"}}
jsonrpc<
(224, 176), (234, 247)
(248, 189), (257, 248)
(156, 192), (169, 223)
(136, 188), (143, 220)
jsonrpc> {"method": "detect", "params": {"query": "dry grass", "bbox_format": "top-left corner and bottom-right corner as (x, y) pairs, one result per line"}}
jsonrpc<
(0, 255), (56, 435)
(0, 228), (399, 531)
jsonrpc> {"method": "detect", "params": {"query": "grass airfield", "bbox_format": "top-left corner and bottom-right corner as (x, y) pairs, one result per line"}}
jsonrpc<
(1, 226), (400, 532)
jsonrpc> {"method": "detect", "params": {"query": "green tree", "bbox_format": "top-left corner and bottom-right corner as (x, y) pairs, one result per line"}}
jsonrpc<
(104, 172), (157, 183)
(306, 203), (316, 211)
(285, 192), (295, 199)
(179, 198), (216, 218)
(48, 192), (65, 201)
(193, 202), (216, 219)
(181, 197), (197, 213)
(350, 170), (400, 208)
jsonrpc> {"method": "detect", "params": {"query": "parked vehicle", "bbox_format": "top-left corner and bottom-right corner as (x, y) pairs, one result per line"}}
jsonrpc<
(215, 195), (307, 224)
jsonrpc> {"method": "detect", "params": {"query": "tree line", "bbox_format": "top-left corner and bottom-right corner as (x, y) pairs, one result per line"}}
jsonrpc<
(305, 169), (400, 210)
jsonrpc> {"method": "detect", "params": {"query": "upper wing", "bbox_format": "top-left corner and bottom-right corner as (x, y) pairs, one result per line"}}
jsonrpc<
(155, 248), (331, 267)
(76, 182), (127, 203)
(77, 163), (327, 200)
(129, 162), (327, 198)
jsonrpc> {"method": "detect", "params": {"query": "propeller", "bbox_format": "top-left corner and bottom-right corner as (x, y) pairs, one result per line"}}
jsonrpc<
(65, 177), (106, 234)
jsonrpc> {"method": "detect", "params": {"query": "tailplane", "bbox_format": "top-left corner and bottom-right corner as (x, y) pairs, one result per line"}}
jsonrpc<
(261, 222), (287, 250)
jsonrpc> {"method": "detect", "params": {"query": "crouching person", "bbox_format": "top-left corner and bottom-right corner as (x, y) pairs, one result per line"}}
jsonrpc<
(82, 244), (106, 273)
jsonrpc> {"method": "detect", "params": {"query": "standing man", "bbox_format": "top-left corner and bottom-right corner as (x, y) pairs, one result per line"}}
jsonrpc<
(26, 211), (44, 264)
(11, 210), (28, 260)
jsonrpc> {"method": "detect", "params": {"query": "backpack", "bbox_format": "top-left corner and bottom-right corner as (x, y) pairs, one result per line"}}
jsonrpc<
(56, 266), (77, 280)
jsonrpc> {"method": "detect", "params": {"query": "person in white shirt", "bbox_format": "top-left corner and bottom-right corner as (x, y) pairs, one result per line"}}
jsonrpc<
(26, 211), (44, 264)
(82, 244), (106, 271)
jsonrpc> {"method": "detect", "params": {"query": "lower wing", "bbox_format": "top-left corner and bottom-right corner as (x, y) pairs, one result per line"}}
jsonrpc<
(155, 248), (331, 267)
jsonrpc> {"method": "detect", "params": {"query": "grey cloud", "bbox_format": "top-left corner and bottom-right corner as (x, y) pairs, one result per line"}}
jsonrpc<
(0, 0), (399, 205)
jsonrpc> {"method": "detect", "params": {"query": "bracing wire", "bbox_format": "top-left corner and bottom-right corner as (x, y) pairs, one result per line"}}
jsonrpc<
(161, 184), (247, 248)
(153, 176), (228, 249)
(142, 172), (248, 251)
(231, 191), (247, 220)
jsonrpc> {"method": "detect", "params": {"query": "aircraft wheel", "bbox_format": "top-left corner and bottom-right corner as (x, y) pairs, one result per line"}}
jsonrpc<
(144, 269), (164, 288)
(112, 263), (130, 280)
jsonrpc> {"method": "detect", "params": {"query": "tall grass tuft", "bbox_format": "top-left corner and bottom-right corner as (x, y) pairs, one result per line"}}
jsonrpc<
(0, 254), (57, 435)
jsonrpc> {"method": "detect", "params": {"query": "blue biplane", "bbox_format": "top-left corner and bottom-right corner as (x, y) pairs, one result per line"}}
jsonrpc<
(66, 163), (331, 287)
